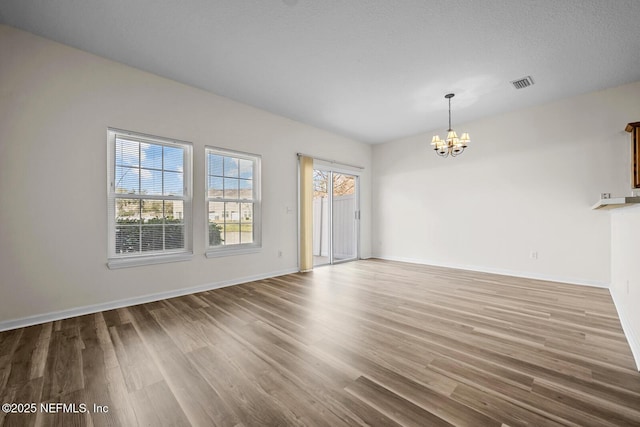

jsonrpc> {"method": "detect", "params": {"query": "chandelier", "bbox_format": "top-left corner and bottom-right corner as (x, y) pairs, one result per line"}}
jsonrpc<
(431, 93), (470, 157)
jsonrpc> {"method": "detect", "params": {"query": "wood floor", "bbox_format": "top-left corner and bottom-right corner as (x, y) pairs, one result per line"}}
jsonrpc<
(1, 259), (639, 426)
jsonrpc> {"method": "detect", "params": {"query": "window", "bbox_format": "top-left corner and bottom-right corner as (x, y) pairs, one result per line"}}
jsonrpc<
(206, 147), (261, 256)
(107, 129), (192, 268)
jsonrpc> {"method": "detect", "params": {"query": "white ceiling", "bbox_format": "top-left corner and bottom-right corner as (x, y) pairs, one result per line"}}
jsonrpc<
(1, 0), (640, 143)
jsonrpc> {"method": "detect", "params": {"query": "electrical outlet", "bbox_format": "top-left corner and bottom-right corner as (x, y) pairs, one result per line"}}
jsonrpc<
(530, 251), (538, 260)
(627, 280), (630, 295)
(278, 250), (283, 258)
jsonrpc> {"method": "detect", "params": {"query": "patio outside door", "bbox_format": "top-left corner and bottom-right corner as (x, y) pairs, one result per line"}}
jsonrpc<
(312, 169), (359, 266)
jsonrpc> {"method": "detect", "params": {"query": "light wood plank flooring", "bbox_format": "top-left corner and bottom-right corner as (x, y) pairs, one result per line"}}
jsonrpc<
(1, 259), (639, 426)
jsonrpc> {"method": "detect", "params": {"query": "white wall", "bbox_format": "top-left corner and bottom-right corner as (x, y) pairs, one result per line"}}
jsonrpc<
(373, 81), (640, 286)
(0, 25), (372, 327)
(611, 205), (640, 369)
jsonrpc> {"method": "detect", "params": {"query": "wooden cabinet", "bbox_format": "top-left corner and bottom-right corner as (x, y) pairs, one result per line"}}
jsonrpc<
(625, 122), (640, 188)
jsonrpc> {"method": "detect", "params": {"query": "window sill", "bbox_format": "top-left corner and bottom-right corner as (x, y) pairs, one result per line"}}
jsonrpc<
(107, 252), (193, 269)
(205, 245), (261, 258)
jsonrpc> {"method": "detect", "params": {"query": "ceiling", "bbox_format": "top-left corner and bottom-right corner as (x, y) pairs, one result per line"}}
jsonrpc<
(1, 0), (640, 143)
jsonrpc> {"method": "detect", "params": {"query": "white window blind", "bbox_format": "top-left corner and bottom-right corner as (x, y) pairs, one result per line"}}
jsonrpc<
(107, 129), (192, 268)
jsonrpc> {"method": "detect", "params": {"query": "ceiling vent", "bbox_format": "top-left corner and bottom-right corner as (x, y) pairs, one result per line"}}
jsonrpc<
(511, 76), (535, 89)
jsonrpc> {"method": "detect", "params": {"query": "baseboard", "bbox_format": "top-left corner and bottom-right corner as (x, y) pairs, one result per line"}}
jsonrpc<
(0, 267), (299, 332)
(610, 288), (640, 372)
(373, 255), (609, 288)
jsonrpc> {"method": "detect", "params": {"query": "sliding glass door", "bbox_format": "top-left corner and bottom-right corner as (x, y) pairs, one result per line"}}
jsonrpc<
(313, 168), (359, 266)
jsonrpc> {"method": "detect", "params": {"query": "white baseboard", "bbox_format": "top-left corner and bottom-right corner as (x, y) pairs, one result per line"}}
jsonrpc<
(610, 288), (640, 372)
(0, 267), (298, 332)
(373, 255), (609, 289)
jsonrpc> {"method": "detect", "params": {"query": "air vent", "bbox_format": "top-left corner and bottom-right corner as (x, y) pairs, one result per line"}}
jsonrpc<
(511, 76), (535, 89)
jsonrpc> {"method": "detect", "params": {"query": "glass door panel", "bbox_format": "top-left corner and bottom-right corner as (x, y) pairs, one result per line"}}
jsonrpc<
(332, 173), (358, 263)
(312, 169), (330, 266)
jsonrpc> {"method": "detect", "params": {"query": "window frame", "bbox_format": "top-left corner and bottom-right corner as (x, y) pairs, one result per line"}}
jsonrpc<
(205, 146), (262, 258)
(107, 128), (193, 269)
